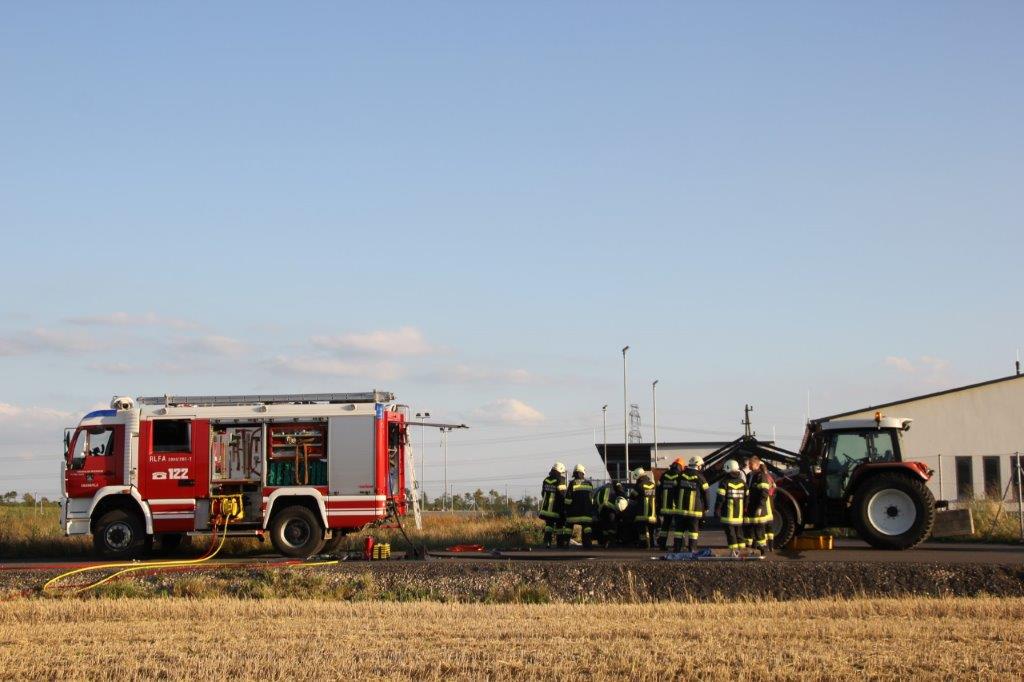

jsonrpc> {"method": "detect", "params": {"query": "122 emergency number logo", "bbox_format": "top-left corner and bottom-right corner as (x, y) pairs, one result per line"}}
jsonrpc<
(152, 468), (189, 480)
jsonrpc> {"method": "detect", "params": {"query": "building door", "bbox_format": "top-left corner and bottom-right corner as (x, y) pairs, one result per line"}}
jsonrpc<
(982, 456), (1002, 500)
(955, 456), (974, 501)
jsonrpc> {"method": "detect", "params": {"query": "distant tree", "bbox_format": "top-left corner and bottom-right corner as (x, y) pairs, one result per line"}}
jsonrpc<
(22, 492), (35, 506)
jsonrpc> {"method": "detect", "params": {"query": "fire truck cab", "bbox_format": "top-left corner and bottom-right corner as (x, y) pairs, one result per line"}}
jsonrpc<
(60, 391), (408, 558)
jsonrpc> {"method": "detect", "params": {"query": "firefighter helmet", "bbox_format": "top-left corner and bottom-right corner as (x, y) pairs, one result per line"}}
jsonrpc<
(723, 459), (740, 473)
(688, 456), (704, 469)
(552, 462), (566, 474)
(631, 467), (646, 479)
(615, 497), (628, 512)
(574, 463), (586, 475)
(671, 457), (686, 469)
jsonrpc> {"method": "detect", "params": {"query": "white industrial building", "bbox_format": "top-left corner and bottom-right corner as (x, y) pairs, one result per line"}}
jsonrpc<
(818, 373), (1024, 505)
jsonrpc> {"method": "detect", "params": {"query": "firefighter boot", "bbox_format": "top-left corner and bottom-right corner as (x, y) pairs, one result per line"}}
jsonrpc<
(657, 536), (668, 551)
(672, 537), (683, 553)
(687, 539), (696, 553)
(543, 529), (553, 548)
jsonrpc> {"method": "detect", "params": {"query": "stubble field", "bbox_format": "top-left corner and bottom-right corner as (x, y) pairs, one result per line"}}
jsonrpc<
(0, 596), (1021, 680)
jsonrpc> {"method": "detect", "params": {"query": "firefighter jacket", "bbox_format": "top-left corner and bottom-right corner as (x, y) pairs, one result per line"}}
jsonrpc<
(746, 468), (771, 523)
(539, 473), (567, 520)
(656, 469), (682, 515)
(565, 477), (595, 523)
(630, 475), (657, 524)
(715, 472), (746, 525)
(676, 467), (710, 518)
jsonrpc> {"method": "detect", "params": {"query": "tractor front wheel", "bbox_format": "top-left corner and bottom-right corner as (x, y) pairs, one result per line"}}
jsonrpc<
(853, 473), (935, 550)
(770, 499), (798, 550)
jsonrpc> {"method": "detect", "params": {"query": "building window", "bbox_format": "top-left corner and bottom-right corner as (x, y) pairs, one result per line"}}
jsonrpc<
(153, 420), (191, 453)
(982, 456), (1002, 500)
(955, 456), (974, 501)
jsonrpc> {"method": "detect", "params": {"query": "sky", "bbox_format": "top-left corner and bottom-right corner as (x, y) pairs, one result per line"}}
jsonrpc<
(2, 3), (1023, 499)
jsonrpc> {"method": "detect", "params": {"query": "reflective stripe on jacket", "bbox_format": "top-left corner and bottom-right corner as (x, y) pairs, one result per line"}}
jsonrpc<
(677, 468), (710, 518)
(716, 477), (746, 525)
(657, 470), (681, 514)
(539, 474), (567, 519)
(631, 477), (657, 524)
(565, 478), (595, 523)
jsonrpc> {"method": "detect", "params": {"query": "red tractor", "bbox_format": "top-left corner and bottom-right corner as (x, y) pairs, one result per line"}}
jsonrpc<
(703, 413), (937, 550)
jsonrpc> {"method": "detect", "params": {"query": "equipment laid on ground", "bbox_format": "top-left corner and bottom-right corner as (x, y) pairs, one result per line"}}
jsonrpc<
(788, 535), (834, 550)
(700, 410), (950, 550)
(59, 392), (412, 559)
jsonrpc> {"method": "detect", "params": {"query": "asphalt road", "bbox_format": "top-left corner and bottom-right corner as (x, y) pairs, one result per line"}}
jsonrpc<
(2, 532), (1021, 569)
(430, 531), (1024, 564)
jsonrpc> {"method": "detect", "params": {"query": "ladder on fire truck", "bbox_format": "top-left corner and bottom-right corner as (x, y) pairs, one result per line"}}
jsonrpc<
(136, 391), (395, 406)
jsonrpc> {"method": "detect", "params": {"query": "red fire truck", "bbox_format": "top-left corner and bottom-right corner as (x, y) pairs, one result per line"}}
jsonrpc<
(60, 392), (408, 558)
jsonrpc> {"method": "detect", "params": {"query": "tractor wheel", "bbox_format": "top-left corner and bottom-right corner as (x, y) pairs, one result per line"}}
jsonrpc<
(770, 499), (798, 550)
(852, 473), (935, 550)
(269, 505), (325, 558)
(320, 532), (347, 556)
(93, 509), (148, 559)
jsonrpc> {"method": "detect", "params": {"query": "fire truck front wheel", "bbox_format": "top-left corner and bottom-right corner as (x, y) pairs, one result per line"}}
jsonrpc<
(269, 506), (325, 558)
(93, 509), (148, 559)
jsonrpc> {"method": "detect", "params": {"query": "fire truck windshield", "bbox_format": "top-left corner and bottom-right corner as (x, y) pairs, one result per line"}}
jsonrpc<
(68, 427), (115, 469)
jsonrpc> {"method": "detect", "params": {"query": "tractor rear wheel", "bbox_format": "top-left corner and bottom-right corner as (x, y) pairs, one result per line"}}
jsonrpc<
(852, 473), (935, 550)
(770, 499), (798, 550)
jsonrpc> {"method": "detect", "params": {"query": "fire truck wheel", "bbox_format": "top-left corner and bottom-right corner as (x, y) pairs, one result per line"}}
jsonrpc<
(770, 500), (798, 550)
(269, 506), (325, 558)
(853, 473), (936, 550)
(93, 509), (147, 559)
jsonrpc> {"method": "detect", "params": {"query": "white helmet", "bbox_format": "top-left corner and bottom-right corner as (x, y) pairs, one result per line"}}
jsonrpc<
(573, 463), (586, 475)
(688, 456), (704, 469)
(615, 497), (629, 512)
(631, 467), (645, 479)
(552, 462), (566, 474)
(723, 459), (740, 474)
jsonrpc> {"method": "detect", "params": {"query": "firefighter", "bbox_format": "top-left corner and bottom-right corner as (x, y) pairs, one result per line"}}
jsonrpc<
(764, 468), (776, 550)
(629, 467), (657, 549)
(740, 456), (754, 549)
(593, 481), (628, 547)
(745, 455), (771, 556)
(715, 459), (746, 556)
(539, 462), (568, 548)
(564, 464), (596, 548)
(656, 458), (683, 550)
(676, 456), (710, 552)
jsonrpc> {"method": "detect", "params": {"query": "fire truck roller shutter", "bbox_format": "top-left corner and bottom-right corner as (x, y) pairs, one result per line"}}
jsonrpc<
(327, 415), (376, 496)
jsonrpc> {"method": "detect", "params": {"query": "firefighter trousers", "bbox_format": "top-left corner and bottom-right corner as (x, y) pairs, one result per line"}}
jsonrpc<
(723, 523), (745, 550)
(657, 514), (682, 548)
(635, 521), (656, 549)
(542, 517), (566, 547)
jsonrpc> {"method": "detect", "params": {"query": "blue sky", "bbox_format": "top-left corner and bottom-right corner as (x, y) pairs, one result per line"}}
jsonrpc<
(2, 3), (1022, 497)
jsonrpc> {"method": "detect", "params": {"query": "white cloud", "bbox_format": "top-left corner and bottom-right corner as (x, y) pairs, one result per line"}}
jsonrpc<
(884, 356), (916, 373)
(421, 364), (537, 385)
(473, 398), (545, 425)
(0, 328), (103, 356)
(66, 312), (196, 330)
(0, 403), (75, 423)
(175, 335), (247, 357)
(312, 327), (433, 356)
(270, 356), (403, 381)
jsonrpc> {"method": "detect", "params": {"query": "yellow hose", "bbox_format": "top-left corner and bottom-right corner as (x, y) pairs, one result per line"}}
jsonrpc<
(43, 514), (233, 595)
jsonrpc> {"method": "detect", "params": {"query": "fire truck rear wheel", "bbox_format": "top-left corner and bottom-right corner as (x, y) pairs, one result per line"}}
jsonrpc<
(269, 506), (325, 558)
(853, 473), (936, 550)
(93, 509), (147, 559)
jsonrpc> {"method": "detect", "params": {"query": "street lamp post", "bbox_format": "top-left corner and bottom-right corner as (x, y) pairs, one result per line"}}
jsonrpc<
(601, 404), (608, 477)
(441, 426), (451, 512)
(622, 346), (630, 480)
(416, 412), (431, 506)
(652, 380), (659, 469)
